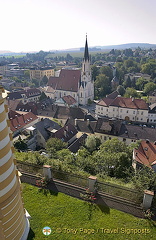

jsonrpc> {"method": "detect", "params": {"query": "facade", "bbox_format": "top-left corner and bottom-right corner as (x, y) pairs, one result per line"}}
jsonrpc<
(96, 96), (149, 123)
(8, 88), (41, 104)
(0, 86), (29, 240)
(47, 36), (94, 105)
(30, 67), (54, 80)
(148, 103), (156, 123)
(148, 90), (156, 105)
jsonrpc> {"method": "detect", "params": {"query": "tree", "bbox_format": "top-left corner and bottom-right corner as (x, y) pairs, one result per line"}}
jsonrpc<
(123, 75), (131, 88)
(46, 138), (67, 157)
(39, 91), (47, 101)
(95, 74), (111, 98)
(91, 65), (99, 81)
(40, 75), (48, 86)
(124, 88), (140, 98)
(14, 139), (27, 151)
(136, 77), (148, 91)
(117, 85), (125, 96)
(100, 66), (113, 80)
(143, 82), (156, 95)
(85, 135), (101, 153)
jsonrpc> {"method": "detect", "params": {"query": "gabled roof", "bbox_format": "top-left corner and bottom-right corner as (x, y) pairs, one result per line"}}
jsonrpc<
(118, 124), (156, 142)
(35, 118), (61, 141)
(133, 140), (156, 169)
(149, 103), (156, 113)
(48, 69), (81, 92)
(10, 112), (38, 132)
(106, 90), (119, 99)
(97, 96), (149, 110)
(62, 95), (77, 105)
(53, 123), (78, 142)
(75, 119), (96, 134)
(8, 110), (21, 119)
(68, 133), (88, 153)
(16, 102), (38, 115)
(53, 106), (85, 120)
(8, 92), (23, 100)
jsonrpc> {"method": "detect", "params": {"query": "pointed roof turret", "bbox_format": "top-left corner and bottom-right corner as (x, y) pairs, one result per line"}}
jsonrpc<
(84, 34), (90, 61)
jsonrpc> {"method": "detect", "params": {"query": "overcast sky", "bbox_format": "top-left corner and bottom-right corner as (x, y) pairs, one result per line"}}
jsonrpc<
(1, 0), (156, 52)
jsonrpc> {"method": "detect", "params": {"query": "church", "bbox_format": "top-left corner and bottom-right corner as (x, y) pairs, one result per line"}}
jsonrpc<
(47, 36), (94, 105)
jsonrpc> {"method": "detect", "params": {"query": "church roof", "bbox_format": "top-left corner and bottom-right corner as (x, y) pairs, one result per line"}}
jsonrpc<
(84, 35), (90, 61)
(48, 69), (81, 92)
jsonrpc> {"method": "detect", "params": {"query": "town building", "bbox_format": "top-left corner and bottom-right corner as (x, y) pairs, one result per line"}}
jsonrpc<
(29, 67), (54, 80)
(8, 88), (41, 103)
(0, 86), (29, 240)
(148, 90), (156, 105)
(47, 36), (94, 105)
(133, 140), (156, 172)
(95, 93), (149, 123)
(148, 103), (156, 123)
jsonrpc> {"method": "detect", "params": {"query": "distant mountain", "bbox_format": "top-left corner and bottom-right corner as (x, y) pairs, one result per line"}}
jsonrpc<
(1, 43), (156, 56)
(99, 43), (156, 50)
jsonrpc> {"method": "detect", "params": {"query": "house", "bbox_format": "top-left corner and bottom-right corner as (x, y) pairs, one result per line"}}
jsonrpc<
(52, 123), (78, 145)
(71, 117), (156, 145)
(68, 133), (88, 153)
(8, 88), (41, 104)
(35, 118), (61, 148)
(47, 35), (94, 105)
(96, 95), (149, 123)
(133, 140), (156, 172)
(29, 67), (54, 80)
(9, 111), (39, 136)
(124, 73), (151, 82)
(55, 95), (77, 107)
(52, 105), (86, 125)
(148, 103), (156, 123)
(148, 90), (156, 105)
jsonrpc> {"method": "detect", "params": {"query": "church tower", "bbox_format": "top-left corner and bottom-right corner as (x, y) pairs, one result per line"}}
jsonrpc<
(0, 86), (29, 240)
(79, 35), (94, 105)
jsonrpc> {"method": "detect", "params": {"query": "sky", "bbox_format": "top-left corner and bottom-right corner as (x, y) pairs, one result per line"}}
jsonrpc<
(1, 0), (156, 52)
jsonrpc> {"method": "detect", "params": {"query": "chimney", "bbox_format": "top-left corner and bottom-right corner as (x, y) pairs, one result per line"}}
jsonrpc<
(75, 118), (78, 126)
(64, 130), (67, 137)
(87, 118), (90, 126)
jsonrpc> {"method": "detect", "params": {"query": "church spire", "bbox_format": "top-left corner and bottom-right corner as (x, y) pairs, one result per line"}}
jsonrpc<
(84, 34), (90, 61)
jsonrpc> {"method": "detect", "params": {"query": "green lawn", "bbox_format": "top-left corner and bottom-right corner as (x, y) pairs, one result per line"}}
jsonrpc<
(23, 183), (156, 240)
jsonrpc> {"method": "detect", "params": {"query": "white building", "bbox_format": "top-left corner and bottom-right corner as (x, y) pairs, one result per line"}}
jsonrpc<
(47, 36), (94, 105)
(96, 95), (149, 123)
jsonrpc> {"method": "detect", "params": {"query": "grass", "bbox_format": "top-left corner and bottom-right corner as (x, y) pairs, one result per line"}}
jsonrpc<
(22, 183), (156, 240)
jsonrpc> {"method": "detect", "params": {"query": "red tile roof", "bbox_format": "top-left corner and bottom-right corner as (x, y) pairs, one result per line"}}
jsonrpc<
(10, 112), (38, 132)
(62, 95), (77, 105)
(134, 140), (156, 168)
(48, 69), (81, 92)
(97, 96), (149, 110)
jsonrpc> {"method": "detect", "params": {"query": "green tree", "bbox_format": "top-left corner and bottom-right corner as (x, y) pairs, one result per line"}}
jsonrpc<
(100, 66), (113, 80)
(46, 138), (67, 157)
(124, 88), (140, 98)
(39, 91), (47, 101)
(91, 65), (99, 81)
(117, 85), (125, 96)
(136, 77), (148, 91)
(85, 135), (101, 153)
(143, 82), (156, 95)
(95, 74), (111, 98)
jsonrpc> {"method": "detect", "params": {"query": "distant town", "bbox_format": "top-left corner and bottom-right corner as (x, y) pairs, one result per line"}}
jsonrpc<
(1, 36), (156, 240)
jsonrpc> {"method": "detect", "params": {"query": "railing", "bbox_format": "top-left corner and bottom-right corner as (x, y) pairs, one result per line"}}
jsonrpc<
(16, 160), (143, 204)
(17, 161), (43, 176)
(97, 181), (143, 204)
(52, 169), (88, 188)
